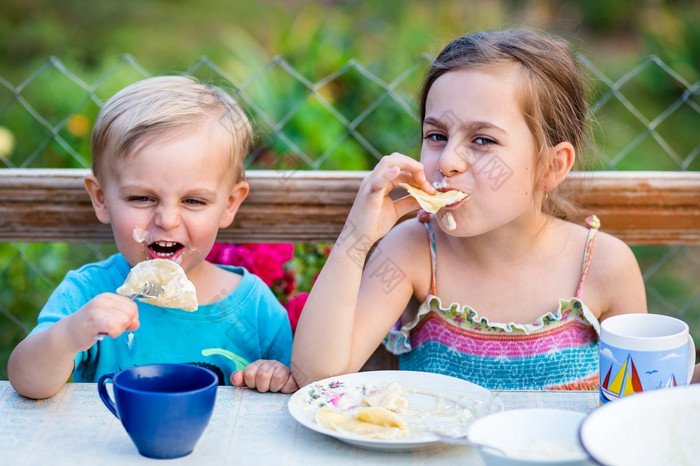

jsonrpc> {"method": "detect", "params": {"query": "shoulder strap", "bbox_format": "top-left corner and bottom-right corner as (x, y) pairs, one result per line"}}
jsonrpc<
(576, 215), (601, 299)
(418, 210), (438, 296)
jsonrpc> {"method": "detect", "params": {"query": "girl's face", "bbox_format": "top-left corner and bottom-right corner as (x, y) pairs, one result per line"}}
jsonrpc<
(90, 122), (247, 277)
(420, 65), (541, 236)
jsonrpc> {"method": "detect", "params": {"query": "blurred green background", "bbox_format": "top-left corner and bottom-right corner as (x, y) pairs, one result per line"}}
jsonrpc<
(1, 0), (699, 380)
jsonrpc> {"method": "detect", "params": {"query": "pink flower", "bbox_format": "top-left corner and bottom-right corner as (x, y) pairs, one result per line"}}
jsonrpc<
(207, 243), (321, 333)
(284, 292), (308, 333)
(207, 243), (293, 286)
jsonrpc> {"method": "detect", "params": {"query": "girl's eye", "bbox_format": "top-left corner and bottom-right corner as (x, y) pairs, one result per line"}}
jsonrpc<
(424, 132), (447, 142)
(474, 136), (495, 146)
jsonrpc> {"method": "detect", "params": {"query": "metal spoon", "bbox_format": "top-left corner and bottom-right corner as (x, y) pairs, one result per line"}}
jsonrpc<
(431, 431), (509, 457)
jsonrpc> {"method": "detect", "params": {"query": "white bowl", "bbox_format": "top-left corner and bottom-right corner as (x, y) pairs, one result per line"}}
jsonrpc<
(466, 408), (593, 466)
(579, 384), (700, 465)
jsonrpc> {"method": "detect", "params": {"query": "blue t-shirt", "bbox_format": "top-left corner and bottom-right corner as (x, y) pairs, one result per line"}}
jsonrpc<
(29, 254), (293, 385)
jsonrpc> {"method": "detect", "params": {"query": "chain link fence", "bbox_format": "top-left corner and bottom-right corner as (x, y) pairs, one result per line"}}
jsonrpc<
(1, 54), (698, 377)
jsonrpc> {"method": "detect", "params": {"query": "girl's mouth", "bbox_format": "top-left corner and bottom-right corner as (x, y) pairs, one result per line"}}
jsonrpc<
(444, 195), (469, 209)
(147, 241), (185, 262)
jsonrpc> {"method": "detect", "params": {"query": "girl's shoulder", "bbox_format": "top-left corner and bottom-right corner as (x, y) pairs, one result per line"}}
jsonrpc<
(380, 215), (433, 256)
(579, 223), (646, 318)
(555, 218), (637, 281)
(374, 215), (434, 296)
(590, 228), (638, 270)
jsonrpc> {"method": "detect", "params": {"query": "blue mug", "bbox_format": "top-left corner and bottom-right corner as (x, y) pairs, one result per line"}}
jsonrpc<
(98, 363), (218, 459)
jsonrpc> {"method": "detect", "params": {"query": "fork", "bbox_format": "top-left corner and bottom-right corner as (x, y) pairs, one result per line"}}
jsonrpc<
(94, 283), (163, 341)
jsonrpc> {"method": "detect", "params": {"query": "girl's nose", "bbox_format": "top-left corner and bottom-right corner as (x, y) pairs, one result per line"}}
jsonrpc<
(437, 140), (471, 177)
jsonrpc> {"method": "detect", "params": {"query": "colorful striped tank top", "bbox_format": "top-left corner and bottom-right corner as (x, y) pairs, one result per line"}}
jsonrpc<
(383, 214), (602, 390)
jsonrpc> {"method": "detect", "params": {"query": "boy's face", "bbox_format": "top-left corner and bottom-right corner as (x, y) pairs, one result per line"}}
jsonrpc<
(85, 121), (248, 275)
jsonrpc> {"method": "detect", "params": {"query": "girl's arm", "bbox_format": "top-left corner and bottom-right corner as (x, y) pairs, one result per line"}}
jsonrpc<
(292, 154), (433, 386)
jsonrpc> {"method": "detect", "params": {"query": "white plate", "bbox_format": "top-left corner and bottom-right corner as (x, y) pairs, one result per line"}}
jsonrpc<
(579, 384), (700, 465)
(288, 370), (503, 451)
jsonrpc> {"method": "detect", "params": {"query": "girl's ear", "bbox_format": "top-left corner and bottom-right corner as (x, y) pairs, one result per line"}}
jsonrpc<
(541, 142), (575, 193)
(219, 181), (249, 229)
(84, 174), (111, 224)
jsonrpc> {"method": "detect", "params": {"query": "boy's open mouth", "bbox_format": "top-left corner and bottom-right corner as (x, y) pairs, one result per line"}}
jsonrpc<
(148, 241), (184, 260)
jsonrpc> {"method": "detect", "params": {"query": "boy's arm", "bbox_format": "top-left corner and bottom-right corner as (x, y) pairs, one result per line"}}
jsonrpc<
(8, 317), (82, 399)
(8, 293), (139, 399)
(230, 359), (298, 393)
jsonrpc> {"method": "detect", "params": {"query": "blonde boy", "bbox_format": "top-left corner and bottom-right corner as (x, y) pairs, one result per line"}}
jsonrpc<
(9, 76), (297, 398)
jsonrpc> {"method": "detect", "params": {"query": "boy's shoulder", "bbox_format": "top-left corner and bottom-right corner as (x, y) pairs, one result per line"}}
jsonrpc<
(210, 264), (282, 307)
(66, 253), (130, 286)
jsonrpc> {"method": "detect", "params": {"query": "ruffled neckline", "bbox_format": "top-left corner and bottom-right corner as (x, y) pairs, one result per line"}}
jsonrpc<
(416, 294), (600, 335)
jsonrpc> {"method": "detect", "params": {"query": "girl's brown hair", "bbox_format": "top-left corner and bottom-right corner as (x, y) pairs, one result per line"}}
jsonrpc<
(419, 29), (590, 221)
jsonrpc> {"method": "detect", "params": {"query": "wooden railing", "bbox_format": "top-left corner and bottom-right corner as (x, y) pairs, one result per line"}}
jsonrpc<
(2, 168), (699, 369)
(1, 169), (699, 245)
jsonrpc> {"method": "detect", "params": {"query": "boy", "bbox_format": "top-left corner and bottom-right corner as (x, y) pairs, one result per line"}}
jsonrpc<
(8, 76), (297, 398)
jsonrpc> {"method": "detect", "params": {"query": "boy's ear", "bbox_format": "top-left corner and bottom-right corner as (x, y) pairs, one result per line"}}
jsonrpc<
(541, 142), (575, 192)
(220, 181), (249, 229)
(84, 174), (111, 224)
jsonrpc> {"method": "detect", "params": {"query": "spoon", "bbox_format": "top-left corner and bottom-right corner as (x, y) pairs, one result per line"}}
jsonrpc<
(430, 431), (509, 456)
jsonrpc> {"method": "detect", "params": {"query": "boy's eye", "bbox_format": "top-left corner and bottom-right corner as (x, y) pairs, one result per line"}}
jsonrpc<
(127, 196), (152, 203)
(184, 198), (207, 206)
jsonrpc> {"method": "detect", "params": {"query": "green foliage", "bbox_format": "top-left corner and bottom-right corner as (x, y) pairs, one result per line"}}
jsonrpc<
(0, 0), (698, 378)
(0, 242), (118, 379)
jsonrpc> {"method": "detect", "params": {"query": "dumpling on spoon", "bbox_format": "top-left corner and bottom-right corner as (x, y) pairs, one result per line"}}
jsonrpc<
(117, 259), (198, 311)
(398, 183), (468, 214)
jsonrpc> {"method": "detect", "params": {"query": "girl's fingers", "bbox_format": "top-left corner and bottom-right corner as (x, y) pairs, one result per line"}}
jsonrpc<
(368, 166), (400, 193)
(393, 195), (423, 218)
(369, 153), (432, 194)
(382, 153), (435, 194)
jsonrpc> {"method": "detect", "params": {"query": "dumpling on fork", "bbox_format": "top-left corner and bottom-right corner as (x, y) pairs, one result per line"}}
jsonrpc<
(116, 259), (198, 311)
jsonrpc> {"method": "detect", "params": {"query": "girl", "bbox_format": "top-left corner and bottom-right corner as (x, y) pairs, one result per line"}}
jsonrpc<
(291, 29), (648, 390)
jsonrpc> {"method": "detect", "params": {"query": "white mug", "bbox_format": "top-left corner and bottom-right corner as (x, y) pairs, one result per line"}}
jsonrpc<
(599, 313), (695, 404)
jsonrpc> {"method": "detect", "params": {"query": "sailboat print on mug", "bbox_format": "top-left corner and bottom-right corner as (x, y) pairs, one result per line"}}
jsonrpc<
(599, 345), (685, 404)
(600, 354), (644, 402)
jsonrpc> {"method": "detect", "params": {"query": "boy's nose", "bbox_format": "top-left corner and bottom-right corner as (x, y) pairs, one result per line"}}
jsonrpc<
(437, 140), (471, 177)
(153, 205), (182, 231)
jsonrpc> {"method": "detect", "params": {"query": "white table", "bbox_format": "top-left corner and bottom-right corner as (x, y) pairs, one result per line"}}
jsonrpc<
(0, 380), (599, 465)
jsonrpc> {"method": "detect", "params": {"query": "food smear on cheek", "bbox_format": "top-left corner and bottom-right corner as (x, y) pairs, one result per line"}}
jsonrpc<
(442, 212), (457, 231)
(132, 227), (150, 244)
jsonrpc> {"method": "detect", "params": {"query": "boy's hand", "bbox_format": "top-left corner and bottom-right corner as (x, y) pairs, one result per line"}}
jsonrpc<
(230, 359), (299, 393)
(68, 293), (140, 350)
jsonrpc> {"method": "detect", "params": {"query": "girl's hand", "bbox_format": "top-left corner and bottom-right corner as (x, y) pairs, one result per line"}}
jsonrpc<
(67, 293), (140, 351)
(230, 359), (299, 393)
(347, 153), (434, 244)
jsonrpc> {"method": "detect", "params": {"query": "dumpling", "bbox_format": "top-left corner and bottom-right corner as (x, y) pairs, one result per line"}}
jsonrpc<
(117, 259), (198, 311)
(399, 183), (468, 214)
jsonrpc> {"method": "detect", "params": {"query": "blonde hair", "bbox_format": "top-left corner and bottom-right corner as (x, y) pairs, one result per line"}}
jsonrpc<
(91, 75), (252, 183)
(419, 29), (590, 221)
